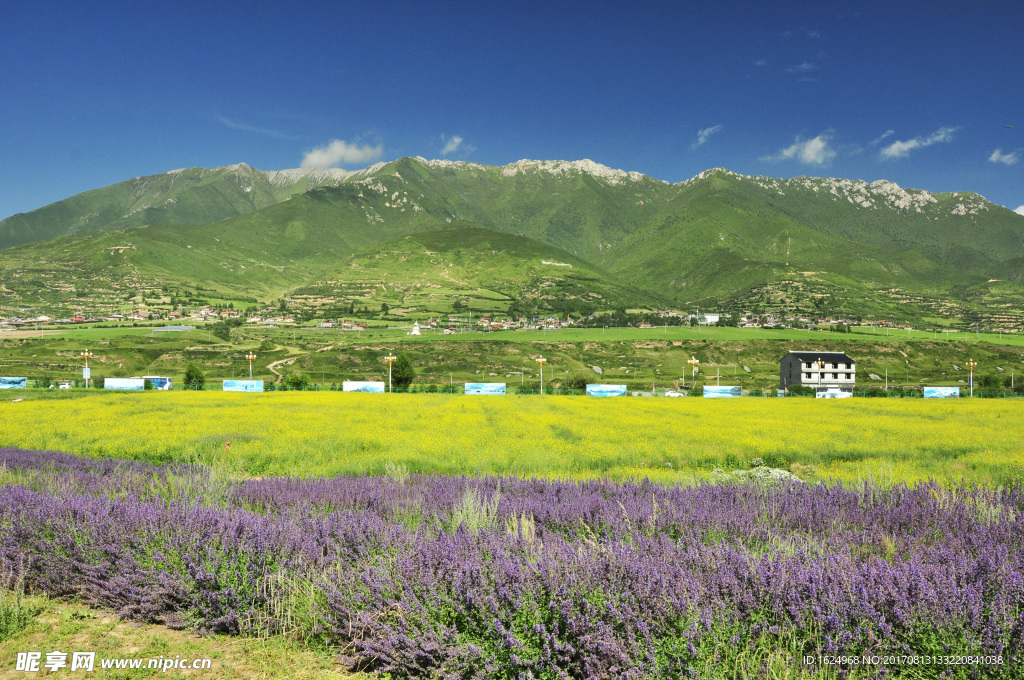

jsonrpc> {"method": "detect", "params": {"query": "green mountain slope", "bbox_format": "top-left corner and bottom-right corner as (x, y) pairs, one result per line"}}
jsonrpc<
(0, 163), (379, 250)
(285, 227), (664, 318)
(2, 157), (1023, 327)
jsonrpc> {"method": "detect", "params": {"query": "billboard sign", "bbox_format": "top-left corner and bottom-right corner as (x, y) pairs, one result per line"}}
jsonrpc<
(465, 383), (506, 395)
(586, 384), (627, 397)
(924, 386), (960, 399)
(343, 381), (386, 393)
(704, 385), (742, 398)
(816, 387), (853, 399)
(0, 377), (27, 389)
(105, 378), (145, 391)
(223, 380), (264, 392)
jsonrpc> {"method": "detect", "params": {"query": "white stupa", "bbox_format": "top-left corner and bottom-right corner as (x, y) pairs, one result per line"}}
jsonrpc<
(410, 322), (421, 336)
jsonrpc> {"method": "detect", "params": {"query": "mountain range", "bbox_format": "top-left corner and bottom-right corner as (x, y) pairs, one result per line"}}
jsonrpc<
(1, 157), (1022, 327)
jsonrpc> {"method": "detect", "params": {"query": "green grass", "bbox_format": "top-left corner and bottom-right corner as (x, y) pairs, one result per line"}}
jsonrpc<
(0, 575), (46, 643)
(0, 600), (363, 679)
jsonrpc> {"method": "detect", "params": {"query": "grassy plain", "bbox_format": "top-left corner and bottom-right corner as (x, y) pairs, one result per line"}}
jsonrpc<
(3, 324), (1024, 394)
(1, 391), (1021, 486)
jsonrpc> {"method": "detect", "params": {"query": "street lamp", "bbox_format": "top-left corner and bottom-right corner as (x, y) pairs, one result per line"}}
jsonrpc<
(816, 357), (825, 392)
(966, 359), (977, 397)
(687, 356), (700, 388)
(245, 352), (257, 379)
(536, 356), (547, 394)
(384, 354), (397, 393)
(80, 349), (93, 389)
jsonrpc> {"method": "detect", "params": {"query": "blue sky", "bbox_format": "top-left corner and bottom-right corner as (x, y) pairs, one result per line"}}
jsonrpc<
(2, 1), (1022, 221)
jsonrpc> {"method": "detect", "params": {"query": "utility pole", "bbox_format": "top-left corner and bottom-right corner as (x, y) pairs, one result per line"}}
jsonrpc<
(384, 354), (396, 393)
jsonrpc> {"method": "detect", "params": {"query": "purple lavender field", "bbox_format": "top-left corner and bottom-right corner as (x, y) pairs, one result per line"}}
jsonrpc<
(1, 446), (1022, 679)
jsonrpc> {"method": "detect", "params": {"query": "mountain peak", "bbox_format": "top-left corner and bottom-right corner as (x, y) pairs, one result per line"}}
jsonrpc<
(263, 166), (354, 186)
(499, 158), (649, 185)
(682, 167), (744, 184)
(413, 157), (488, 172)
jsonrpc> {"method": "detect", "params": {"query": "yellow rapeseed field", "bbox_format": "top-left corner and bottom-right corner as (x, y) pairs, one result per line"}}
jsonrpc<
(1, 392), (1022, 485)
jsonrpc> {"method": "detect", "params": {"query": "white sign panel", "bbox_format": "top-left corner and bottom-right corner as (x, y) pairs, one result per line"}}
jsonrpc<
(586, 384), (627, 397)
(816, 387), (853, 399)
(223, 380), (264, 392)
(924, 387), (960, 399)
(465, 383), (506, 395)
(343, 381), (386, 393)
(105, 378), (145, 391)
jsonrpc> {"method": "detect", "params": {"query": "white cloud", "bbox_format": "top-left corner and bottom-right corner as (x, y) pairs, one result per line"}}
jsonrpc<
(989, 148), (1020, 165)
(880, 127), (958, 159)
(441, 135), (464, 155)
(300, 139), (382, 168)
(762, 132), (836, 165)
(787, 61), (817, 74)
(753, 57), (767, 67)
(1016, 205), (1024, 216)
(217, 115), (296, 140)
(692, 125), (723, 149)
(869, 129), (895, 146)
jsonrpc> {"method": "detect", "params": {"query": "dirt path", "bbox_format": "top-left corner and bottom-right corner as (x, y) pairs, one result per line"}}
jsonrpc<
(265, 356), (299, 382)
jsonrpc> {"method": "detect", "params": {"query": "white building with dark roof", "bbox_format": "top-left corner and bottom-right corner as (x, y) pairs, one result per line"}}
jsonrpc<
(780, 351), (855, 391)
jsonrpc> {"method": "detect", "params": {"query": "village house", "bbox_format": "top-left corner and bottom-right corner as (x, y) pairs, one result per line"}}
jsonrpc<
(779, 351), (856, 391)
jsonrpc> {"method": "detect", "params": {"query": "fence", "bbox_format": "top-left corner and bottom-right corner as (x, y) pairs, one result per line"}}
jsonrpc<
(22, 383), (1024, 398)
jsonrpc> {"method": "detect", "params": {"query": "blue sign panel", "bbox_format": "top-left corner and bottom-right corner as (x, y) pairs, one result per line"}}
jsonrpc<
(142, 376), (172, 390)
(586, 384), (627, 397)
(105, 378), (145, 391)
(343, 381), (386, 393)
(924, 386), (960, 399)
(0, 377), (27, 389)
(704, 385), (742, 398)
(223, 380), (264, 392)
(465, 383), (506, 395)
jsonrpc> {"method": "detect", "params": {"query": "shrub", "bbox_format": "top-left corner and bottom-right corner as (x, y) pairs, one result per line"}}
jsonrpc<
(183, 363), (205, 390)
(565, 374), (588, 391)
(284, 373), (311, 390)
(392, 353), (415, 389)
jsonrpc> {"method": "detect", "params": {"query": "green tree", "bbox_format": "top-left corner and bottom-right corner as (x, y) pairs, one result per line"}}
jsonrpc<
(392, 352), (415, 390)
(284, 372), (311, 390)
(716, 314), (740, 327)
(565, 374), (588, 391)
(210, 318), (243, 342)
(183, 363), (206, 390)
(979, 374), (1002, 390)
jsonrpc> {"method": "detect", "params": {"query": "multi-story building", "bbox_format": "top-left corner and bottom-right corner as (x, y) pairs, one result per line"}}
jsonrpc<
(779, 351), (856, 391)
